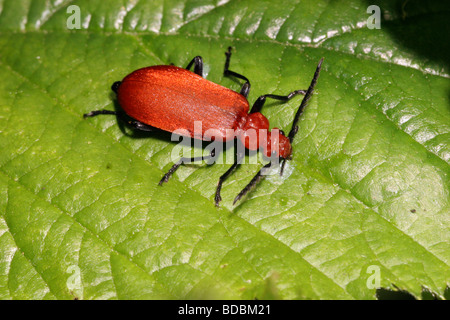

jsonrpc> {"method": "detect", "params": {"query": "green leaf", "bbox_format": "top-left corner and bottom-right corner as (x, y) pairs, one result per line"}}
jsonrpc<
(0, 0), (448, 300)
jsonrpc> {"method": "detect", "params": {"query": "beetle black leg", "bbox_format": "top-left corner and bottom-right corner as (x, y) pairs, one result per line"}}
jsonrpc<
(111, 81), (122, 93)
(214, 143), (244, 207)
(159, 148), (216, 185)
(84, 109), (154, 132)
(83, 110), (117, 118)
(224, 46), (251, 98)
(250, 90), (307, 114)
(186, 56), (204, 77)
(84, 81), (121, 119)
(233, 161), (273, 205)
(127, 120), (155, 132)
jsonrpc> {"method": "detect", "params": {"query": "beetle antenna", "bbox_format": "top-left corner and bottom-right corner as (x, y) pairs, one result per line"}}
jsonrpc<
(279, 58), (323, 177)
(280, 58), (323, 176)
(286, 58), (323, 143)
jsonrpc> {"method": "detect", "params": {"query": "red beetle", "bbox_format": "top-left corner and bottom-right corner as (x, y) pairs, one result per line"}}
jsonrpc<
(84, 47), (323, 206)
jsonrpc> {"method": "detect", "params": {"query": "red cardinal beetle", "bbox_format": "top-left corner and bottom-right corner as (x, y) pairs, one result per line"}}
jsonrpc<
(84, 47), (323, 206)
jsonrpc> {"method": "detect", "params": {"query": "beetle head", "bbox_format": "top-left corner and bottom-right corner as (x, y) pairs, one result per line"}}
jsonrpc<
(274, 129), (292, 159)
(263, 128), (292, 159)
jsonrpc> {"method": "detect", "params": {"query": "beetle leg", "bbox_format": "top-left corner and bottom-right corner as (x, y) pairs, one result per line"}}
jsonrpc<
(111, 81), (122, 93)
(214, 144), (243, 207)
(250, 90), (307, 114)
(84, 109), (155, 132)
(84, 82), (122, 118)
(159, 149), (216, 185)
(214, 162), (239, 207)
(233, 161), (273, 205)
(186, 56), (204, 77)
(127, 120), (155, 132)
(223, 46), (251, 98)
(83, 109), (117, 118)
